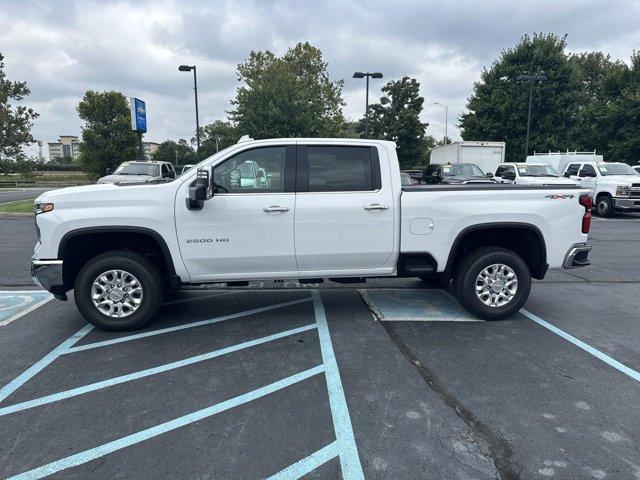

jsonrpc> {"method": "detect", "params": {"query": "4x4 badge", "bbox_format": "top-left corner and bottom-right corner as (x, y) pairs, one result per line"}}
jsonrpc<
(545, 194), (575, 199)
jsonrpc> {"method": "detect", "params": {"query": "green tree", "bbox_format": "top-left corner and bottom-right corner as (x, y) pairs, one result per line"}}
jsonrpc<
(364, 77), (428, 168)
(230, 42), (346, 138)
(460, 34), (581, 162)
(571, 51), (640, 163)
(151, 139), (196, 166)
(77, 91), (138, 178)
(14, 159), (40, 180)
(0, 52), (39, 162)
(197, 120), (239, 159)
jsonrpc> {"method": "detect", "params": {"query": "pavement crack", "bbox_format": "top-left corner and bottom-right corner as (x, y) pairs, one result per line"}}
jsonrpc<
(380, 321), (521, 480)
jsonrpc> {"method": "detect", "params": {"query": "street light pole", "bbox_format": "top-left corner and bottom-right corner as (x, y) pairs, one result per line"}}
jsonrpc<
(435, 102), (448, 144)
(516, 73), (548, 157)
(179, 64), (200, 157)
(353, 71), (383, 138)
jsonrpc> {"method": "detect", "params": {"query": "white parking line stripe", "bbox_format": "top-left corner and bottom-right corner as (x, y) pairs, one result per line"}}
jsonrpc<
(64, 297), (312, 354)
(0, 324), (318, 417)
(0, 324), (94, 404)
(267, 441), (340, 479)
(521, 309), (640, 383)
(0, 294), (53, 326)
(312, 290), (365, 480)
(7, 365), (326, 480)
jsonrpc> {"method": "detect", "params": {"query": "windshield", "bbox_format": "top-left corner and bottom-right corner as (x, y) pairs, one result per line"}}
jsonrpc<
(114, 163), (159, 176)
(597, 163), (640, 176)
(519, 164), (559, 177)
(442, 164), (484, 177)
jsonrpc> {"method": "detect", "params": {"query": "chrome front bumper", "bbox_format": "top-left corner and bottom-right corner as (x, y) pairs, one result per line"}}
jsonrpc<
(31, 259), (67, 300)
(612, 197), (640, 211)
(563, 244), (592, 269)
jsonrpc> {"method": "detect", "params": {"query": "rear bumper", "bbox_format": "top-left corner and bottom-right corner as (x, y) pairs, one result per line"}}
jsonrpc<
(31, 258), (67, 300)
(612, 197), (640, 211)
(563, 244), (592, 269)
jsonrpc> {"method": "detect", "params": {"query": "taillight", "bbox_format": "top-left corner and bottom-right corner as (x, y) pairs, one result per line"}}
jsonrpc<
(579, 195), (592, 234)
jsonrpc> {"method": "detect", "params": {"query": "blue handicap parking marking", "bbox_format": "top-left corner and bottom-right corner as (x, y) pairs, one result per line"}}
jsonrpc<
(0, 290), (53, 326)
(360, 288), (482, 322)
(1, 290), (365, 480)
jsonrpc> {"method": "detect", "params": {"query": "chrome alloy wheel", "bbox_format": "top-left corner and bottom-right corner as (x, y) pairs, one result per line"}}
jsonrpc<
(475, 263), (518, 307)
(91, 269), (143, 318)
(597, 198), (609, 215)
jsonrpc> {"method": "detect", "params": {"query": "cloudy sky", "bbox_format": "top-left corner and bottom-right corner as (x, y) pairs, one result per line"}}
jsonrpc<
(1, 0), (639, 158)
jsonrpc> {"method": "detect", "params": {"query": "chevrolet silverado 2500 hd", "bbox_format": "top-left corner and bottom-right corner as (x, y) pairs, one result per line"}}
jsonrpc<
(32, 138), (593, 330)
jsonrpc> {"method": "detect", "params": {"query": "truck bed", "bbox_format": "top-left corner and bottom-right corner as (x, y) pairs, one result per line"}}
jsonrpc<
(399, 183), (589, 272)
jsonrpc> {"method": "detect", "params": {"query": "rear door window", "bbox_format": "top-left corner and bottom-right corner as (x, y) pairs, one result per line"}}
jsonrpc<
(579, 164), (596, 177)
(565, 164), (581, 176)
(304, 146), (376, 192)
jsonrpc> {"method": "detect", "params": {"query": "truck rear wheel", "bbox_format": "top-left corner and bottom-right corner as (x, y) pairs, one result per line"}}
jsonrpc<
(453, 247), (531, 321)
(74, 250), (163, 331)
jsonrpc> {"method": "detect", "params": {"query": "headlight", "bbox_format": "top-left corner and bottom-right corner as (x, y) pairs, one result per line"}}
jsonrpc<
(35, 203), (54, 215)
(616, 185), (630, 196)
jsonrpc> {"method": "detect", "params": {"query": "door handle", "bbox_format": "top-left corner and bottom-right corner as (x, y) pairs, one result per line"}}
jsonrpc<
(364, 203), (389, 211)
(263, 205), (290, 213)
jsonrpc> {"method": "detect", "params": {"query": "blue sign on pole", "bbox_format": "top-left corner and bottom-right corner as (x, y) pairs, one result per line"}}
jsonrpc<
(130, 97), (147, 133)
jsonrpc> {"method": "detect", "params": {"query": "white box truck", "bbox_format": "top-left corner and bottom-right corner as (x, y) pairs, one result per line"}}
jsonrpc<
(430, 141), (506, 175)
(526, 151), (603, 175)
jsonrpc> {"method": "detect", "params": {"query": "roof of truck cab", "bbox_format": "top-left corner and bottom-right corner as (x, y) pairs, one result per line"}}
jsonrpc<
(237, 138), (397, 147)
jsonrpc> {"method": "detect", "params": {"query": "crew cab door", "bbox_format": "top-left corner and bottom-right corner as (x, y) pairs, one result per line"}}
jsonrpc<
(576, 163), (598, 194)
(175, 145), (297, 279)
(294, 144), (396, 274)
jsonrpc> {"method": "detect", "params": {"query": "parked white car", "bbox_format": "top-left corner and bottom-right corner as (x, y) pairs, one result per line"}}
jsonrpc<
(563, 162), (640, 216)
(98, 161), (176, 184)
(494, 163), (577, 185)
(32, 138), (592, 330)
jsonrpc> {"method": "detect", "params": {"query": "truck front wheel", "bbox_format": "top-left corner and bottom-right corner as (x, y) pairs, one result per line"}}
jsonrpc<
(595, 194), (613, 217)
(453, 247), (531, 321)
(74, 250), (164, 331)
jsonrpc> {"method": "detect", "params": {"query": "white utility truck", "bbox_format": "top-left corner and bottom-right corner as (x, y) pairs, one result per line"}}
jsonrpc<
(32, 138), (592, 330)
(494, 163), (578, 185)
(526, 151), (603, 176)
(563, 161), (640, 216)
(430, 141), (506, 175)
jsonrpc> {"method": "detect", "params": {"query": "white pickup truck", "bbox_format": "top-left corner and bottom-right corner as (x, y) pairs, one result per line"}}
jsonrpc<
(32, 138), (593, 330)
(563, 161), (640, 216)
(494, 163), (577, 186)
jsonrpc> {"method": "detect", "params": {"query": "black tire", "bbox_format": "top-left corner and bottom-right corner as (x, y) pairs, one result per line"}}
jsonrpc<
(452, 247), (531, 321)
(74, 250), (164, 331)
(595, 194), (614, 217)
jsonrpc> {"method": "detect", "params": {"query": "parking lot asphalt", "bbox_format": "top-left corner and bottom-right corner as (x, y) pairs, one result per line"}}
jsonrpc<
(1, 215), (639, 479)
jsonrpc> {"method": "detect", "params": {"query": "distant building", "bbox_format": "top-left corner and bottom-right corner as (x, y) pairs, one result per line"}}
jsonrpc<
(143, 141), (160, 160)
(48, 136), (80, 162)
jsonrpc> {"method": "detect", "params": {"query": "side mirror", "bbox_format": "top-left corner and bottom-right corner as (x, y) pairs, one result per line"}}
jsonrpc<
(485, 172), (494, 178)
(186, 168), (212, 211)
(563, 172), (571, 178)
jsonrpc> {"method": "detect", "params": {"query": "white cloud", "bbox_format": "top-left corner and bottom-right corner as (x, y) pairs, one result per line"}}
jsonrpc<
(1, 0), (637, 157)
